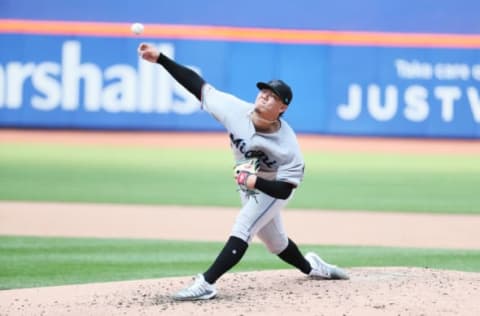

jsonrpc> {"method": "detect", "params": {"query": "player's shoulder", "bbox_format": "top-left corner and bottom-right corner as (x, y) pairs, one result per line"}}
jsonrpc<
(279, 120), (302, 148)
(203, 84), (250, 105)
(279, 118), (297, 136)
(201, 83), (253, 119)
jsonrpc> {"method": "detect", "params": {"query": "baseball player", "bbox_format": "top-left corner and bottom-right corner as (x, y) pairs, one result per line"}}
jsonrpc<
(138, 43), (349, 301)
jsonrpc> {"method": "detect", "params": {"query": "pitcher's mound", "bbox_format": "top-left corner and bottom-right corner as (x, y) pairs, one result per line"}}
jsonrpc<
(1, 267), (479, 316)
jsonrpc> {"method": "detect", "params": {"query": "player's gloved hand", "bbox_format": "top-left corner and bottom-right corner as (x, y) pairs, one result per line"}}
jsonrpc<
(234, 158), (259, 197)
(235, 170), (252, 190)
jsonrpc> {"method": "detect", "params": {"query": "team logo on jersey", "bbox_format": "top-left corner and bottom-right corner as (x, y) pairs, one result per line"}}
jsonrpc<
(229, 133), (277, 168)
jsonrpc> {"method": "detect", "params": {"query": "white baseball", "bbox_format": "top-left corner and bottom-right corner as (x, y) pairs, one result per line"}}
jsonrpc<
(130, 23), (144, 35)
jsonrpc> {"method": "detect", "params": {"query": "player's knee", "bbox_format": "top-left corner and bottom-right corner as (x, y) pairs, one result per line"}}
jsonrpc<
(230, 230), (251, 243)
(263, 236), (288, 254)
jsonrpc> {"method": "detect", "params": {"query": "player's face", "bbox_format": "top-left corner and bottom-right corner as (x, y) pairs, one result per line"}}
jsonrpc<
(254, 89), (288, 120)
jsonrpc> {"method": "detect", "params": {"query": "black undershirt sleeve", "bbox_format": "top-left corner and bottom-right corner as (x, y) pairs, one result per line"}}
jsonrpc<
(156, 53), (206, 101)
(254, 177), (294, 200)
(156, 53), (294, 200)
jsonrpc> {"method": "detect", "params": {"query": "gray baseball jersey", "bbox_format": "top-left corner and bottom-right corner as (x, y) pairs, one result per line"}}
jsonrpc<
(201, 84), (305, 252)
(201, 84), (305, 186)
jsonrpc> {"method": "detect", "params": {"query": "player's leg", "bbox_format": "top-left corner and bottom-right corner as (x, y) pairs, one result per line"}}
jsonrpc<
(203, 192), (282, 284)
(256, 208), (349, 280)
(230, 191), (287, 243)
(255, 214), (311, 274)
(232, 191), (312, 276)
(173, 192), (278, 301)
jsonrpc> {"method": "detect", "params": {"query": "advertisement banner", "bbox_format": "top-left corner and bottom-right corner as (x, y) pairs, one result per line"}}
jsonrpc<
(1, 34), (479, 137)
(328, 47), (480, 137)
(0, 36), (221, 131)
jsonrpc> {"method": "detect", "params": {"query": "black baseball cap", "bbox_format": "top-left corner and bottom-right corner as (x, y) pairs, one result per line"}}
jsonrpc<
(256, 80), (293, 105)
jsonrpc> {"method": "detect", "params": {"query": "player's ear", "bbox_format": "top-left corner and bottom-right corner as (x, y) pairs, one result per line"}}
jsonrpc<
(279, 103), (288, 115)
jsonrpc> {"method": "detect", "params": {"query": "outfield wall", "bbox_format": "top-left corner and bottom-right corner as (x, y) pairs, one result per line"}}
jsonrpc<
(1, 0), (479, 138)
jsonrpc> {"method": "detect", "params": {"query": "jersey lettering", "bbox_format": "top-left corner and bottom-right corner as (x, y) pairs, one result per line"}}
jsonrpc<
(229, 133), (277, 168)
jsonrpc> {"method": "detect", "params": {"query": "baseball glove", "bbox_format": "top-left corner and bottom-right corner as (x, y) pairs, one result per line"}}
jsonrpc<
(234, 158), (260, 198)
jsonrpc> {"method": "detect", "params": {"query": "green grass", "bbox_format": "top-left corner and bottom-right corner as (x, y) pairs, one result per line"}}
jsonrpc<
(1, 235), (479, 290)
(1, 143), (479, 213)
(1, 143), (478, 290)
(295, 153), (480, 213)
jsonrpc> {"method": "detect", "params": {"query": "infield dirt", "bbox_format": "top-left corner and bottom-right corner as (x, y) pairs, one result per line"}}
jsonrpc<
(0, 129), (479, 315)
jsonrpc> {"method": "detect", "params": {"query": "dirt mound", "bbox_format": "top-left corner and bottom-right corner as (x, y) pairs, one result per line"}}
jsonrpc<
(1, 268), (479, 316)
